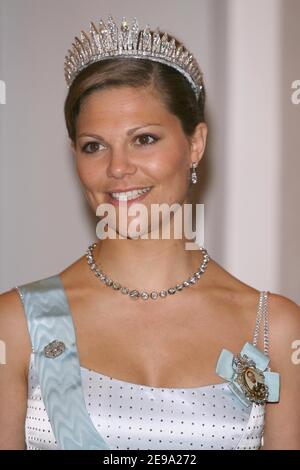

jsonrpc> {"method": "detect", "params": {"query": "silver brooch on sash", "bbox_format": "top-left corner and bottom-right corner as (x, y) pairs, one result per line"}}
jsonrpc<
(43, 339), (66, 358)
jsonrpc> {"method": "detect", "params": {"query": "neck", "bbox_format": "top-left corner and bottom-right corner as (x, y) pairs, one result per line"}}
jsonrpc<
(92, 236), (205, 292)
(91, 196), (206, 291)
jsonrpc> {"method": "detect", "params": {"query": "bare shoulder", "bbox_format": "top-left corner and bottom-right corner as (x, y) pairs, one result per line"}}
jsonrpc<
(208, 260), (300, 449)
(204, 257), (265, 320)
(266, 291), (300, 368)
(267, 290), (300, 322)
(204, 258), (299, 345)
(0, 287), (32, 374)
(262, 293), (300, 449)
(0, 287), (32, 449)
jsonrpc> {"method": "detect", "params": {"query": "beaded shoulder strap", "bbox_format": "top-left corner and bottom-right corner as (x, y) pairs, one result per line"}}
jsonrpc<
(252, 291), (269, 358)
(14, 274), (110, 450)
(216, 289), (280, 406)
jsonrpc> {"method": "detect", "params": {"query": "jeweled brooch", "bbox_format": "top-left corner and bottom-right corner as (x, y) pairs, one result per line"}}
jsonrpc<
(43, 340), (66, 358)
(232, 353), (269, 404)
(216, 342), (280, 407)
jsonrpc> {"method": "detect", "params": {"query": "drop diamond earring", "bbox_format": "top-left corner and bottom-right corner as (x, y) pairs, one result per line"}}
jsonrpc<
(191, 162), (198, 184)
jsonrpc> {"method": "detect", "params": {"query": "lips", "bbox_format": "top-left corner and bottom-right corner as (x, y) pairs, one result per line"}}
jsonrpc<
(107, 186), (152, 193)
(107, 187), (153, 206)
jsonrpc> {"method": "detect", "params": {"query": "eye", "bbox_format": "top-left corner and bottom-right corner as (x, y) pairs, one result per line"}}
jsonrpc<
(135, 134), (159, 146)
(81, 141), (106, 154)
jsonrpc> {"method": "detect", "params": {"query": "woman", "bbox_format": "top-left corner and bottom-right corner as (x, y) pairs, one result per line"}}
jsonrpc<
(0, 16), (299, 451)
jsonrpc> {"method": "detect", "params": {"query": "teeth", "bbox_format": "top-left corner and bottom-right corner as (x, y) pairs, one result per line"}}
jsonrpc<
(110, 187), (151, 201)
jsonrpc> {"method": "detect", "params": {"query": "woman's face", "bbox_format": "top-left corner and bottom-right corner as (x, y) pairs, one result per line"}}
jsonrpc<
(72, 85), (207, 239)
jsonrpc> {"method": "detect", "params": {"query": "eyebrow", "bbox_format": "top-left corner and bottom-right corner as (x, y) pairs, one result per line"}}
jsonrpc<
(78, 123), (162, 139)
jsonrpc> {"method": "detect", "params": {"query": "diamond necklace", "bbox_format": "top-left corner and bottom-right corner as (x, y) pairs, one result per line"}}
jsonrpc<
(86, 243), (210, 301)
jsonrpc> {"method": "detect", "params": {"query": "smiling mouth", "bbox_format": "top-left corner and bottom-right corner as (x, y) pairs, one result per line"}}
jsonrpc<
(108, 186), (152, 202)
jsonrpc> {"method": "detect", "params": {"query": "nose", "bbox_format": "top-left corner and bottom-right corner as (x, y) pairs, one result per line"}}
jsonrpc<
(106, 147), (137, 179)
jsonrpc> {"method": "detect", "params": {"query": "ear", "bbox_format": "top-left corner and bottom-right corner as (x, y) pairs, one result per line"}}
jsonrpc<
(189, 122), (208, 167)
(70, 140), (76, 156)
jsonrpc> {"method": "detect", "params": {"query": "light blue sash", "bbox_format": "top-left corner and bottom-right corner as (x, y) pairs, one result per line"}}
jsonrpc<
(16, 274), (110, 450)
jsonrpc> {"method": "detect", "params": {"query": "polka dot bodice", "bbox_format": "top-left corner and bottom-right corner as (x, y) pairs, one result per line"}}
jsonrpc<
(16, 276), (270, 451)
(25, 352), (265, 450)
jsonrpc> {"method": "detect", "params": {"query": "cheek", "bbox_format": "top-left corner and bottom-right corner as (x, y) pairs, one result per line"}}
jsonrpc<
(75, 157), (101, 188)
(149, 141), (190, 179)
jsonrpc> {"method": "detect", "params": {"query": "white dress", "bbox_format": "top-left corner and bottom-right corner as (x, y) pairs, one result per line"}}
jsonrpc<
(25, 352), (265, 450)
(14, 274), (272, 450)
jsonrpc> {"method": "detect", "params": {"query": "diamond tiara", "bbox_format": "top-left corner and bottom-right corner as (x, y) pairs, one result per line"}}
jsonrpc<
(64, 16), (204, 99)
